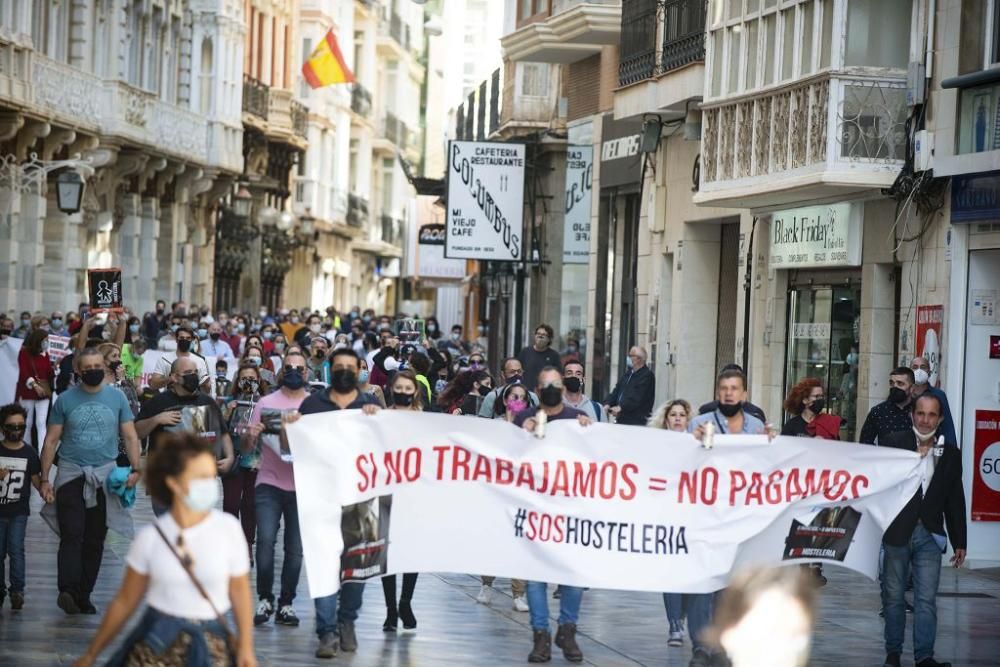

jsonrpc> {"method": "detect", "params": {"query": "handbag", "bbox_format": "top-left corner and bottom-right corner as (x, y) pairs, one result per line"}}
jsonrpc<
(153, 522), (241, 663)
(30, 356), (52, 398)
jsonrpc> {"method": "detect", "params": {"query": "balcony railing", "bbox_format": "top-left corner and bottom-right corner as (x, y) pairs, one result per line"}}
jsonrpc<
(347, 194), (369, 228)
(381, 112), (410, 149)
(700, 74), (906, 187)
(618, 0), (658, 86)
(291, 99), (308, 138)
(380, 214), (401, 245)
(351, 83), (372, 117)
(243, 74), (269, 120)
(660, 0), (706, 74)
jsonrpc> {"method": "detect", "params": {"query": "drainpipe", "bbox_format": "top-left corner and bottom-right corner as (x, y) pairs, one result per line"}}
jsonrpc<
(741, 217), (758, 375)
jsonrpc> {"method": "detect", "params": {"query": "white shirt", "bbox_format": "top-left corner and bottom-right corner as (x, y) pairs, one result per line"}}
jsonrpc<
(126, 510), (249, 620)
(199, 338), (234, 359)
(153, 352), (211, 385)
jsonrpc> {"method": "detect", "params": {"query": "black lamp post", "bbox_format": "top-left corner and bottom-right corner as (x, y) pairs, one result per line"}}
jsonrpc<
(232, 185), (253, 218)
(55, 170), (85, 213)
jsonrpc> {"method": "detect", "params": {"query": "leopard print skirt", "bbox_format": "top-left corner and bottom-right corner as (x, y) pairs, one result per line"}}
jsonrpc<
(122, 630), (229, 666)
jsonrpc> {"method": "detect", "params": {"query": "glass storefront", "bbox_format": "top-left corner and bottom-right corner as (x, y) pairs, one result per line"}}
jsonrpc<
(784, 282), (862, 440)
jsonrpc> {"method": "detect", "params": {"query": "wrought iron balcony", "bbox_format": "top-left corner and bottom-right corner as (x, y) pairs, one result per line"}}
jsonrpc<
(291, 100), (308, 138)
(351, 83), (372, 117)
(618, 0), (657, 86)
(347, 194), (369, 228)
(660, 0), (706, 74)
(243, 74), (269, 120)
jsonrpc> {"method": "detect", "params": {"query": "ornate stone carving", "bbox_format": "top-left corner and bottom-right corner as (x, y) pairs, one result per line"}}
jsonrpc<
(752, 97), (770, 176)
(790, 85), (808, 169)
(808, 79), (829, 165)
(33, 58), (102, 127)
(702, 109), (717, 184)
(736, 102), (752, 179)
(119, 85), (149, 127)
(770, 91), (789, 172)
(719, 106), (734, 181)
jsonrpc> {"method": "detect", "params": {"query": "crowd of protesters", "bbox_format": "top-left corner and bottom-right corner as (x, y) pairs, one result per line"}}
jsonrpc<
(0, 301), (967, 667)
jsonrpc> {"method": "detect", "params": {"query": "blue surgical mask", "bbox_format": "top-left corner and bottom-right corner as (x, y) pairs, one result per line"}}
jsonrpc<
(129, 324), (140, 334)
(237, 323), (246, 333)
(52, 318), (63, 328)
(171, 325), (180, 333)
(183, 478), (219, 512)
(358, 369), (370, 384)
(435, 379), (447, 394)
(197, 328), (208, 339)
(20, 318), (30, 327)
(263, 331), (274, 340)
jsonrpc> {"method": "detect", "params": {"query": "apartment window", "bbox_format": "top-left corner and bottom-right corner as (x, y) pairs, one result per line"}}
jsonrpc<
(518, 0), (546, 22)
(819, 0), (833, 69)
(780, 9), (794, 81)
(744, 20), (758, 89)
(381, 158), (394, 214)
(149, 7), (164, 93)
(762, 12), (775, 86)
(844, 0), (913, 69)
(727, 26), (741, 93)
(301, 38), (313, 98)
(799, 1), (814, 76)
(200, 38), (213, 115)
(991, 0), (1000, 66)
(519, 62), (550, 97)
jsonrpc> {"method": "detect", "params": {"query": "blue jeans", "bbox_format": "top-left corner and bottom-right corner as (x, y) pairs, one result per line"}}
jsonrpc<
(883, 523), (943, 661)
(0, 515), (28, 594)
(254, 484), (303, 606)
(684, 593), (716, 653)
(662, 593), (683, 632)
(314, 582), (366, 638)
(526, 581), (583, 631)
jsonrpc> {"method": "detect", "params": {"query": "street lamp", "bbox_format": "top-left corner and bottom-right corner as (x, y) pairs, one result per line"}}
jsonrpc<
(232, 185), (252, 217)
(55, 170), (85, 214)
(499, 267), (515, 299)
(277, 210), (295, 232)
(258, 206), (280, 226)
(299, 210), (315, 237)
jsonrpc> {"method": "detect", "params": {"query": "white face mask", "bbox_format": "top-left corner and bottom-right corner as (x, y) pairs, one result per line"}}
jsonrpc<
(912, 368), (930, 385)
(912, 425), (937, 442)
(310, 324), (321, 334)
(183, 478), (219, 512)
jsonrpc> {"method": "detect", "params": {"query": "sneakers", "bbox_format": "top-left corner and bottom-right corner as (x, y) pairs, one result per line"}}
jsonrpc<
(10, 592), (24, 611)
(79, 599), (98, 615)
(338, 620), (358, 652)
(916, 659), (952, 667)
(528, 629), (552, 663)
(555, 623), (583, 663)
(57, 591), (80, 615)
(275, 605), (300, 626)
(399, 599), (417, 631)
(883, 653), (902, 667)
(513, 595), (530, 612)
(668, 629), (684, 647)
(475, 584), (493, 605)
(253, 598), (274, 626)
(315, 632), (339, 659)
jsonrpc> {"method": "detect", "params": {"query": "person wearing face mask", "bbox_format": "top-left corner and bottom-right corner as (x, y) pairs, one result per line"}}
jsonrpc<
(909, 356), (957, 447)
(424, 316), (442, 341)
(295, 314), (324, 348)
(49, 312), (70, 337)
(0, 315), (15, 341)
(201, 322), (236, 360)
(877, 394), (966, 667)
(478, 357), (538, 418)
(357, 359), (386, 407)
(306, 336), (332, 384)
(561, 360), (606, 422)
(380, 371), (422, 632)
(698, 364), (768, 423)
(781, 378), (842, 441)
(221, 364), (266, 557)
(40, 348), (141, 615)
(120, 334), (147, 384)
(99, 343), (142, 466)
(689, 368), (767, 439)
(860, 368), (918, 447)
(12, 311), (33, 339)
(292, 348), (382, 658)
(16, 329), (54, 454)
(150, 327), (211, 392)
(241, 347), (276, 387)
(603, 346), (655, 426)
(236, 352), (312, 631)
(0, 403), (44, 612)
(75, 433), (257, 667)
(279, 310), (304, 343)
(436, 370), (490, 415)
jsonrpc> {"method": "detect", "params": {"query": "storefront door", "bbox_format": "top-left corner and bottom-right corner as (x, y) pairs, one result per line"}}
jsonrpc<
(784, 280), (862, 440)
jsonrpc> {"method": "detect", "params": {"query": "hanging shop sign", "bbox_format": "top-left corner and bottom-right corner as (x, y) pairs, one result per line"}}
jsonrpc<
(915, 305), (944, 386)
(951, 170), (1000, 223)
(769, 203), (863, 269)
(972, 410), (1000, 521)
(416, 223), (466, 279)
(600, 115), (644, 189)
(445, 141), (525, 261)
(564, 146), (593, 264)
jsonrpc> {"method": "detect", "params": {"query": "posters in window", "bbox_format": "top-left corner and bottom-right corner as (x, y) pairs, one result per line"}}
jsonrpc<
(564, 146), (593, 264)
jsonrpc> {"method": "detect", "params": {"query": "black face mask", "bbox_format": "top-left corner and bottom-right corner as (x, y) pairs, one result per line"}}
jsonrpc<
(81, 368), (105, 387)
(392, 391), (415, 407)
(563, 377), (582, 393)
(210, 333), (221, 341)
(0, 328), (12, 338)
(3, 425), (26, 442)
(281, 368), (306, 390)
(718, 402), (742, 418)
(506, 372), (523, 384)
(156, 307), (165, 315)
(177, 339), (192, 353)
(314, 349), (326, 359)
(108, 360), (123, 371)
(238, 378), (260, 395)
(477, 385), (491, 397)
(808, 399), (825, 414)
(888, 387), (908, 405)
(331, 368), (357, 393)
(179, 373), (200, 393)
(540, 385), (563, 407)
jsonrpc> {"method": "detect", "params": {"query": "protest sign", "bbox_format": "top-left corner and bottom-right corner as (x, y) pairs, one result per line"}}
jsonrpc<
(0, 337), (23, 406)
(287, 411), (923, 598)
(47, 335), (71, 365)
(87, 268), (123, 312)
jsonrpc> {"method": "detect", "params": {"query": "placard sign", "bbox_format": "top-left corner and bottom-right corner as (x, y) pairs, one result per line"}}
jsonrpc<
(564, 146), (593, 264)
(769, 203), (862, 269)
(87, 268), (123, 312)
(972, 410), (1000, 521)
(915, 305), (944, 386)
(445, 141), (525, 261)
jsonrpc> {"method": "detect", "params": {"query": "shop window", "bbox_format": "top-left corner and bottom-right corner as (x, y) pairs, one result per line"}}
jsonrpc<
(784, 285), (861, 440)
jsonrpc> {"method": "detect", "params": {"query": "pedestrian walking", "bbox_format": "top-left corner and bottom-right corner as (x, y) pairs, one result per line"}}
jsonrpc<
(604, 346), (655, 425)
(516, 324), (562, 392)
(74, 432), (257, 667)
(0, 403), (43, 611)
(16, 328), (54, 453)
(221, 363), (265, 557)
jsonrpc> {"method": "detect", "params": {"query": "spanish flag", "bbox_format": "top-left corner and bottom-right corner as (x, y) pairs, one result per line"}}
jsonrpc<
(302, 29), (354, 88)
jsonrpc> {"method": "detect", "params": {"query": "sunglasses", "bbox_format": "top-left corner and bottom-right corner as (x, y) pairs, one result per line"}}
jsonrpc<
(285, 366), (307, 373)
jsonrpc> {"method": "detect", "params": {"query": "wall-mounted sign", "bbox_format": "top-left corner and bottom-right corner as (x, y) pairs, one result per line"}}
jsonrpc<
(791, 323), (831, 340)
(915, 305), (944, 386)
(971, 289), (998, 325)
(445, 141), (525, 261)
(972, 410), (1000, 521)
(990, 335), (1000, 359)
(599, 114), (643, 189)
(951, 170), (1000, 223)
(768, 203), (863, 269)
(416, 223), (466, 279)
(87, 268), (123, 312)
(564, 146), (593, 264)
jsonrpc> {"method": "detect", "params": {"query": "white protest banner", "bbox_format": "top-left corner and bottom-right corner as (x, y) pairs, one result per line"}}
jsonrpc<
(563, 146), (593, 264)
(0, 337), (23, 406)
(288, 411), (923, 598)
(47, 335), (71, 365)
(445, 140), (525, 261)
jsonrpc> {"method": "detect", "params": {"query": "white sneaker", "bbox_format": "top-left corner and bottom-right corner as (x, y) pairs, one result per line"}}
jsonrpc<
(512, 595), (529, 612)
(667, 629), (684, 646)
(475, 584), (492, 605)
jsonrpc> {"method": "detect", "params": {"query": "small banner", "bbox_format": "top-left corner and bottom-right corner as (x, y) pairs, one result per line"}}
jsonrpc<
(287, 411), (923, 598)
(972, 410), (1000, 521)
(87, 268), (123, 312)
(47, 335), (71, 365)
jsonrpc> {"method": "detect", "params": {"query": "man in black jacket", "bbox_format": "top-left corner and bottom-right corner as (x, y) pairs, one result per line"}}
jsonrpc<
(604, 346), (655, 426)
(879, 393), (966, 667)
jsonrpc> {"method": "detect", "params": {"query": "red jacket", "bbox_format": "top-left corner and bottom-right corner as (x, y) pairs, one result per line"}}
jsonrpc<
(16, 348), (54, 401)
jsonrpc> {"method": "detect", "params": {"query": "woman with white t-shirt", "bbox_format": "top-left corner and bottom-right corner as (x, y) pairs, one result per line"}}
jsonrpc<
(74, 433), (257, 667)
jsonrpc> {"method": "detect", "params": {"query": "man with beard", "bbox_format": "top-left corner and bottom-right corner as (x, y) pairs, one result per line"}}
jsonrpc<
(860, 367), (916, 446)
(149, 326), (211, 392)
(878, 394), (965, 667)
(295, 348), (381, 659)
(477, 357), (538, 418)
